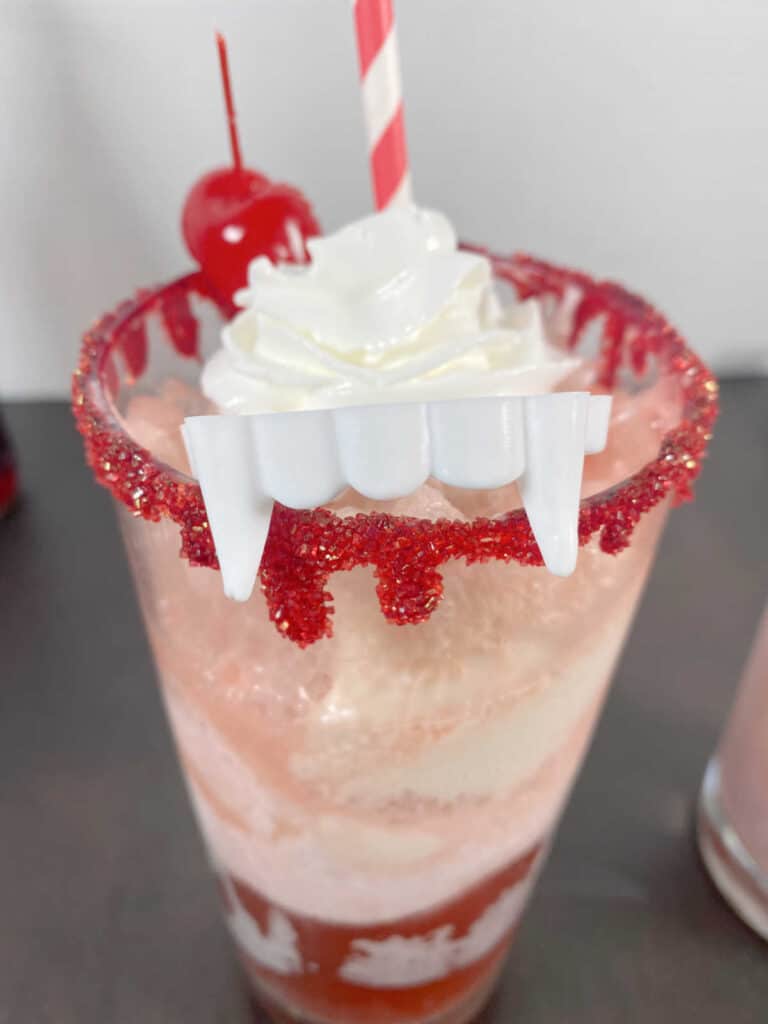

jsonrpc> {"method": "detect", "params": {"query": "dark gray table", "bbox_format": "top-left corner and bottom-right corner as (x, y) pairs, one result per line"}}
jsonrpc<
(1, 381), (766, 1024)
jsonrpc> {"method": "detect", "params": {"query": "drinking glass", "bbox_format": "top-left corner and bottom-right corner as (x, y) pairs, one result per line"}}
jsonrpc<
(73, 253), (717, 1024)
(699, 602), (768, 940)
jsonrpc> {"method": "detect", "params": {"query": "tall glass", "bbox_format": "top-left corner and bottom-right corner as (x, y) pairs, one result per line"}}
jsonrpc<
(73, 255), (716, 1024)
(698, 602), (768, 939)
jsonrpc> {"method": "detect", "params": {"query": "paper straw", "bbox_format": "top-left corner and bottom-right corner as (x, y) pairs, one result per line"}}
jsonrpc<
(353, 0), (413, 209)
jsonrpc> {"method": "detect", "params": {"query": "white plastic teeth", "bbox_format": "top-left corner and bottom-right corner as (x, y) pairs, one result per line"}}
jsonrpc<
(182, 392), (612, 602)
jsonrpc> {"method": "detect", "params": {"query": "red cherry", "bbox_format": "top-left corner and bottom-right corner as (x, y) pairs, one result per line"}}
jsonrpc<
(181, 166), (269, 263)
(181, 34), (321, 303)
(192, 182), (320, 300)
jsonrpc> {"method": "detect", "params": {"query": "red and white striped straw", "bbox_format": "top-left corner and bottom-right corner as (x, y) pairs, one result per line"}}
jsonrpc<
(353, 0), (413, 210)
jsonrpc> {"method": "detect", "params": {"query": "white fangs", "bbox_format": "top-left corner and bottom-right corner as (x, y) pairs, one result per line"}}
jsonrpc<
(183, 391), (611, 602)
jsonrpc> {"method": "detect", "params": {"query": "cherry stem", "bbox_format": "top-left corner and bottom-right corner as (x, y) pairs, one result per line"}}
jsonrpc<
(216, 32), (243, 173)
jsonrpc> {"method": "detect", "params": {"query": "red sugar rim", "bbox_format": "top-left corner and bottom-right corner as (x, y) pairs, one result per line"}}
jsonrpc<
(72, 253), (718, 646)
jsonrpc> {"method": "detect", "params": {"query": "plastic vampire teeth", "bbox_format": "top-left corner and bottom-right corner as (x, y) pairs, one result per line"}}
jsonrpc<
(182, 391), (612, 602)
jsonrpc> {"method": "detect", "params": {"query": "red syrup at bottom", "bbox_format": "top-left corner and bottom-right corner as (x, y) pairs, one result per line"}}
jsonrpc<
(218, 844), (541, 1024)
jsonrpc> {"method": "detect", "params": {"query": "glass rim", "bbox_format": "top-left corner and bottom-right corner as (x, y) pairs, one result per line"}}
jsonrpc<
(72, 251), (718, 645)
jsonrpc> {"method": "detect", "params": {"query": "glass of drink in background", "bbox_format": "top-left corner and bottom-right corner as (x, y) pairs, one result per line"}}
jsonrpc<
(699, 602), (768, 939)
(0, 409), (18, 517)
(73, 248), (716, 1024)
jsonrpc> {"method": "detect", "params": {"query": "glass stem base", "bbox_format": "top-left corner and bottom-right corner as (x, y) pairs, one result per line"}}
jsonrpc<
(697, 758), (768, 942)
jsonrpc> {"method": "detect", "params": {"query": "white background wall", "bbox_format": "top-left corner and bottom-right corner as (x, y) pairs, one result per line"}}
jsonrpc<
(1, 0), (767, 398)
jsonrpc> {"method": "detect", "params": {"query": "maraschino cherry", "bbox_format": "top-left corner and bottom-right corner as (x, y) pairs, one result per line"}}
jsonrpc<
(182, 34), (320, 303)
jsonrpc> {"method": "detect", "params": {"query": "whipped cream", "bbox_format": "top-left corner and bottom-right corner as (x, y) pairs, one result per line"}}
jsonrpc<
(201, 206), (577, 413)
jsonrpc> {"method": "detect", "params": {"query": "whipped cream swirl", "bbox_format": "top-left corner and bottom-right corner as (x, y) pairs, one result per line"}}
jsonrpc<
(201, 206), (576, 413)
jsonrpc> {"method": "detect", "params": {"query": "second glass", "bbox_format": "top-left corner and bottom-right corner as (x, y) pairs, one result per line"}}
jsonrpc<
(699, 602), (768, 940)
